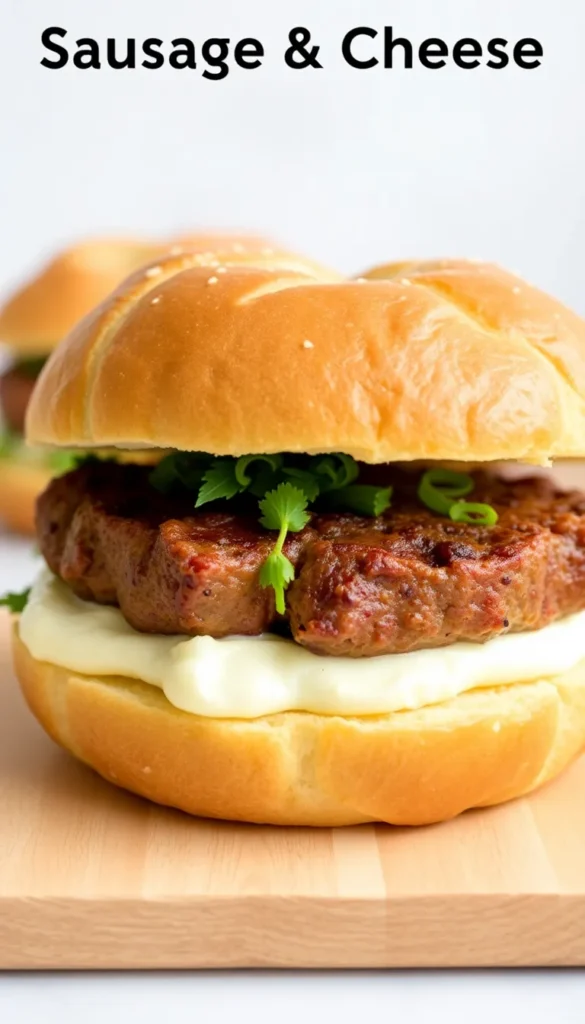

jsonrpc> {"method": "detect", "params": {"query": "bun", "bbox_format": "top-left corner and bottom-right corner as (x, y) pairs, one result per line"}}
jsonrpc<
(12, 626), (585, 826)
(0, 459), (51, 534)
(26, 256), (585, 465)
(0, 233), (279, 354)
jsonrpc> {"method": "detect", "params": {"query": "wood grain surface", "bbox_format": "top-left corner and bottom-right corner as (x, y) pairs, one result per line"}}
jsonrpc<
(1, 612), (585, 969)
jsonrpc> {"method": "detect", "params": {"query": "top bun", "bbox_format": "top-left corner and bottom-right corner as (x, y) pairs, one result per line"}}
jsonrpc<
(26, 255), (585, 465)
(0, 233), (277, 355)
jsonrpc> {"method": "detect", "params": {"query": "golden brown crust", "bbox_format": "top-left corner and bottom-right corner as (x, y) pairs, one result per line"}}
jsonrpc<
(0, 239), (159, 353)
(0, 233), (280, 354)
(12, 626), (585, 826)
(26, 257), (585, 464)
(0, 459), (52, 534)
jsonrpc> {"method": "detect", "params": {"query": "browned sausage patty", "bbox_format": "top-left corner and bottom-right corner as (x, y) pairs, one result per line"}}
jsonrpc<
(0, 367), (37, 434)
(36, 461), (585, 656)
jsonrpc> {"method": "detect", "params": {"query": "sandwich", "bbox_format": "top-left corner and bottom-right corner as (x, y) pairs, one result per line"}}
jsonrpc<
(6, 254), (585, 826)
(0, 233), (277, 533)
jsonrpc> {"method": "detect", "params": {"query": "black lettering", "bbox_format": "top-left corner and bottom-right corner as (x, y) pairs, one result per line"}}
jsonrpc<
(234, 37), (263, 69)
(453, 38), (482, 69)
(73, 38), (101, 70)
(107, 37), (136, 69)
(201, 38), (230, 80)
(142, 38), (164, 69)
(486, 38), (509, 69)
(341, 27), (378, 70)
(384, 26), (413, 70)
(514, 38), (543, 69)
(40, 26), (68, 69)
(169, 38), (196, 69)
(418, 38), (448, 69)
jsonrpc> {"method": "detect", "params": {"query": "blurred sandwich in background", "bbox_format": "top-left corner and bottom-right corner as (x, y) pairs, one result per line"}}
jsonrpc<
(0, 231), (284, 534)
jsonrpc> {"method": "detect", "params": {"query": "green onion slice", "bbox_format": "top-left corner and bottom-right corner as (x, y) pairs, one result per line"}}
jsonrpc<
(330, 484), (392, 517)
(417, 469), (474, 516)
(449, 501), (499, 526)
(235, 454), (283, 488)
(311, 453), (359, 491)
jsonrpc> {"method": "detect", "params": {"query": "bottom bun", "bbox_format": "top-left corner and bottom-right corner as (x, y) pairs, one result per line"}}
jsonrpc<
(0, 458), (51, 534)
(12, 626), (585, 826)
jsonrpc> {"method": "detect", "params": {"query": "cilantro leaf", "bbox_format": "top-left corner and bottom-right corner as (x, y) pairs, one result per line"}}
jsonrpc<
(331, 484), (392, 517)
(149, 454), (181, 494)
(172, 453), (210, 491)
(259, 551), (296, 615)
(149, 453), (210, 494)
(258, 483), (309, 612)
(281, 467), (321, 503)
(195, 460), (244, 507)
(0, 588), (30, 613)
(259, 482), (310, 533)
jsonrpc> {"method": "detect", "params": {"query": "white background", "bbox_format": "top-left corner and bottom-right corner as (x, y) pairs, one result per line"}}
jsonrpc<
(1, 0), (585, 311)
(1, 0), (585, 1016)
(1, 967), (585, 1024)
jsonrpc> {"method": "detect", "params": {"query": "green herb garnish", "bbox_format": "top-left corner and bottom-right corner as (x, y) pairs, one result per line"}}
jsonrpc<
(311, 453), (359, 491)
(47, 450), (79, 476)
(195, 459), (245, 507)
(149, 452), (209, 494)
(418, 469), (498, 525)
(0, 429), (79, 473)
(330, 484), (393, 517)
(148, 451), (392, 607)
(450, 501), (499, 526)
(258, 483), (310, 614)
(148, 455), (182, 494)
(235, 454), (283, 488)
(417, 468), (474, 515)
(281, 466), (321, 502)
(0, 588), (30, 613)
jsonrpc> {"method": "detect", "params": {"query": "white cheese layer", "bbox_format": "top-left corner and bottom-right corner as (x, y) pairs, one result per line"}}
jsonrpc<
(19, 569), (585, 720)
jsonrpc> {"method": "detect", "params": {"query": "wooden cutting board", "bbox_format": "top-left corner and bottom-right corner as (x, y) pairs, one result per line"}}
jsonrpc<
(1, 609), (585, 970)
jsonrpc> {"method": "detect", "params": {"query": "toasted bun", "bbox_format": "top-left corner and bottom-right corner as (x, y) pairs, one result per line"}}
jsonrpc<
(0, 233), (279, 355)
(0, 459), (51, 534)
(11, 626), (585, 826)
(26, 256), (585, 464)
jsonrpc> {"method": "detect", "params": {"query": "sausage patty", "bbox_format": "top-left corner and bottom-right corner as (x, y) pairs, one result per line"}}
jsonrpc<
(0, 367), (37, 434)
(36, 461), (585, 657)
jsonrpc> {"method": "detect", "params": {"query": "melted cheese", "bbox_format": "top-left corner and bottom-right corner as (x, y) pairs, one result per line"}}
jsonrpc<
(19, 569), (585, 720)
